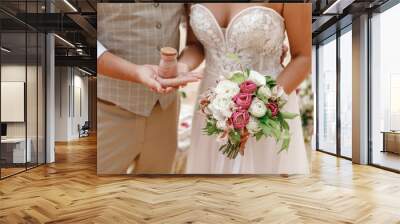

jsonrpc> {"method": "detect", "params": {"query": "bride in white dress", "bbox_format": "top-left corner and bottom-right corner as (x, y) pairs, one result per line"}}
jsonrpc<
(182, 3), (311, 174)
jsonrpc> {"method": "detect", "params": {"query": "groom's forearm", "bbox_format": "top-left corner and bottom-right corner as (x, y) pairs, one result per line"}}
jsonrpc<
(97, 51), (142, 83)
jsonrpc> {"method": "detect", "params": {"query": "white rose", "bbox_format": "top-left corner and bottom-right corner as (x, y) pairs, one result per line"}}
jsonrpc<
(271, 85), (285, 99)
(247, 70), (266, 86)
(216, 120), (228, 130)
(257, 85), (272, 103)
(215, 80), (240, 98)
(224, 70), (243, 79)
(248, 98), (267, 118)
(208, 95), (234, 121)
(246, 116), (261, 134)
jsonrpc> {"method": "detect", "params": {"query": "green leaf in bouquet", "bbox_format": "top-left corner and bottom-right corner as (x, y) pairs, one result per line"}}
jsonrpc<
(279, 130), (291, 153)
(265, 119), (281, 140)
(244, 68), (250, 78)
(229, 130), (241, 144)
(202, 119), (222, 135)
(278, 99), (287, 108)
(280, 111), (298, 120)
(266, 108), (273, 118)
(277, 113), (290, 131)
(259, 115), (268, 125)
(229, 72), (246, 84)
(266, 79), (277, 88)
(280, 118), (290, 131)
(267, 119), (280, 130)
(256, 93), (268, 104)
(271, 127), (281, 141)
(264, 75), (272, 84)
(260, 123), (272, 137)
(254, 130), (264, 141)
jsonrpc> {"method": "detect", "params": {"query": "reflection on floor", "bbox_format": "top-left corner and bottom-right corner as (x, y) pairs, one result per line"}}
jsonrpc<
(0, 162), (43, 178)
(373, 150), (400, 170)
(0, 135), (400, 223)
(0, 167), (25, 177)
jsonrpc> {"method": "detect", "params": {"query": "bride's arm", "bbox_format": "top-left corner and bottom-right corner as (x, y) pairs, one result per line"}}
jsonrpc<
(177, 6), (205, 72)
(277, 4), (312, 94)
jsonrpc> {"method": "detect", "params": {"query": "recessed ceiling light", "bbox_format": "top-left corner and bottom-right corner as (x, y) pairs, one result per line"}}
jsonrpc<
(78, 67), (93, 76)
(63, 0), (78, 12)
(1, 47), (11, 53)
(323, 0), (354, 15)
(54, 34), (75, 48)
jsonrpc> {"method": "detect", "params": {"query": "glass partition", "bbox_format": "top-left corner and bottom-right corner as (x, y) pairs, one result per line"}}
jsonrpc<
(370, 3), (400, 171)
(0, 1), (46, 179)
(317, 36), (337, 154)
(1, 30), (28, 177)
(339, 28), (352, 158)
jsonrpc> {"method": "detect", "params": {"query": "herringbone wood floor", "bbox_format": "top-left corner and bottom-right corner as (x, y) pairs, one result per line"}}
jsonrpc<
(1, 136), (400, 224)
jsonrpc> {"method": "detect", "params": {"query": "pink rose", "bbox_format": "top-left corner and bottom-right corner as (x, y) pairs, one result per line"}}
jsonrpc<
(239, 80), (257, 94)
(266, 101), (279, 117)
(233, 93), (253, 109)
(231, 110), (250, 129)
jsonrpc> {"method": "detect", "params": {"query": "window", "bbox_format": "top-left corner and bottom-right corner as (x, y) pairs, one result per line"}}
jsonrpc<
(339, 28), (352, 158)
(370, 3), (400, 171)
(317, 36), (337, 154)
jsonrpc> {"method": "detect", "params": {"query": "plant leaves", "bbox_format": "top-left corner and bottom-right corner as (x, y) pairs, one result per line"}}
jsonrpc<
(229, 72), (246, 84)
(280, 111), (298, 119)
(260, 123), (272, 137)
(259, 115), (268, 124)
(268, 119), (280, 130)
(279, 130), (291, 152)
(202, 119), (221, 135)
(266, 79), (276, 88)
(244, 68), (250, 78)
(254, 131), (264, 141)
(229, 130), (241, 144)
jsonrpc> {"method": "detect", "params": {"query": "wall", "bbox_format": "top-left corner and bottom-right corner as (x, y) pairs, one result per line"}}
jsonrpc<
(1, 65), (41, 139)
(54, 67), (89, 141)
(1, 62), (46, 166)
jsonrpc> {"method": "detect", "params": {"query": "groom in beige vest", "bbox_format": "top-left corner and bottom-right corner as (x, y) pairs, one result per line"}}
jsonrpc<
(97, 3), (187, 174)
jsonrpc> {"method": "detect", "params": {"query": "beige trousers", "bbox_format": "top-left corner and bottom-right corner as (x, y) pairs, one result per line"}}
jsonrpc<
(97, 98), (179, 175)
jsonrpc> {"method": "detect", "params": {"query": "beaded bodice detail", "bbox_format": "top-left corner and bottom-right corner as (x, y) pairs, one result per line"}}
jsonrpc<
(190, 4), (286, 80)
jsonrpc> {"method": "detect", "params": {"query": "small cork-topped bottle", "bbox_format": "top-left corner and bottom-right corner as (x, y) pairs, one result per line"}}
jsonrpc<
(159, 47), (178, 78)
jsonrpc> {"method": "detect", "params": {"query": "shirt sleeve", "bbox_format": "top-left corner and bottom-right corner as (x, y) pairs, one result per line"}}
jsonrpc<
(97, 41), (108, 59)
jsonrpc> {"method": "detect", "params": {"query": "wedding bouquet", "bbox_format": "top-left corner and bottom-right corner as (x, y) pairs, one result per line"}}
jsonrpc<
(199, 60), (298, 159)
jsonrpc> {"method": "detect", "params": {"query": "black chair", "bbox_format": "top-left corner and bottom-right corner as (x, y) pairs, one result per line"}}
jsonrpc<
(78, 121), (90, 138)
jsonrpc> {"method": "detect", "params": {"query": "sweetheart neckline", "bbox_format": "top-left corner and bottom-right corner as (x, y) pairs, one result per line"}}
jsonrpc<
(191, 4), (284, 43)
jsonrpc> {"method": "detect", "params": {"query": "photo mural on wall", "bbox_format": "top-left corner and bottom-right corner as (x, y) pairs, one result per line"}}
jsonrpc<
(96, 3), (312, 175)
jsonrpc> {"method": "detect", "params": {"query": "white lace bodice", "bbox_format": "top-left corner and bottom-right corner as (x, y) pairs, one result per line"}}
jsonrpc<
(190, 4), (286, 83)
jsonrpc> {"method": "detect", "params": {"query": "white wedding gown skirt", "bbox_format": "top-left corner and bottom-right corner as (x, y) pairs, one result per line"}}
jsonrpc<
(185, 4), (310, 174)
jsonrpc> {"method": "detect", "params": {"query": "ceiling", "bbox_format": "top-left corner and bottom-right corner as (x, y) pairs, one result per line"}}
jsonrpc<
(311, 0), (391, 43)
(0, 0), (97, 74)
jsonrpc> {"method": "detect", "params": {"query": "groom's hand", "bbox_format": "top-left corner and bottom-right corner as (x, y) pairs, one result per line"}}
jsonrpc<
(146, 64), (201, 93)
(136, 65), (165, 93)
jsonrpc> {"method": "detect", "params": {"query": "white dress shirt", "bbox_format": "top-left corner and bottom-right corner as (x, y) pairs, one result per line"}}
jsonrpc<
(97, 41), (107, 59)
